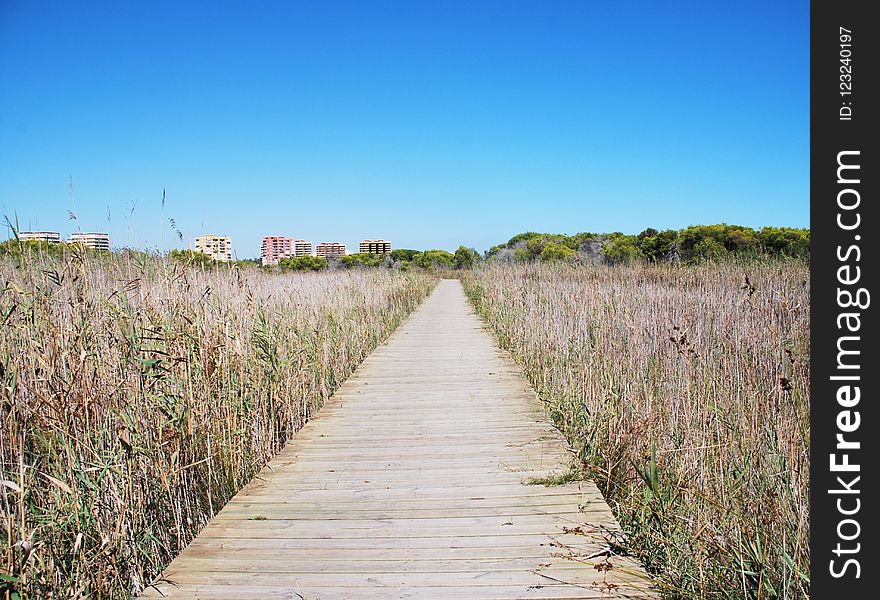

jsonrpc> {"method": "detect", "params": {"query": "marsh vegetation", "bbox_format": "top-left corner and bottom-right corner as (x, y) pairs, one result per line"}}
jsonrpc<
(463, 260), (810, 599)
(0, 248), (434, 597)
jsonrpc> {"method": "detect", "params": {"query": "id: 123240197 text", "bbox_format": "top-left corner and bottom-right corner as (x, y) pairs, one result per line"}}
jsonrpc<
(839, 27), (854, 120)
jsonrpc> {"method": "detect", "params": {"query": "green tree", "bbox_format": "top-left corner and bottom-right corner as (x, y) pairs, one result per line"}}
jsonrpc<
(678, 225), (725, 262)
(484, 243), (507, 259)
(0, 239), (69, 258)
(758, 227), (810, 258)
(279, 255), (328, 271)
(521, 234), (574, 261)
(638, 229), (678, 262)
(692, 237), (726, 261)
(453, 246), (480, 270)
(603, 236), (643, 264)
(505, 232), (543, 248)
(390, 249), (420, 262)
(413, 250), (454, 269)
(168, 249), (215, 266)
(486, 223), (810, 265)
(540, 242), (576, 262)
(338, 253), (383, 269)
(723, 226), (759, 253)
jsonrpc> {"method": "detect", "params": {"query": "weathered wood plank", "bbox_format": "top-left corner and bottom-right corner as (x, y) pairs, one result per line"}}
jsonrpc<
(140, 280), (656, 599)
(143, 583), (639, 600)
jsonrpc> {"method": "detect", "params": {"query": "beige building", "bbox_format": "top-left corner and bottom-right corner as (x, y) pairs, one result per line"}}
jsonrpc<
(68, 232), (110, 251)
(359, 239), (392, 254)
(20, 231), (62, 244)
(294, 239), (313, 256)
(194, 235), (232, 262)
(315, 242), (347, 258)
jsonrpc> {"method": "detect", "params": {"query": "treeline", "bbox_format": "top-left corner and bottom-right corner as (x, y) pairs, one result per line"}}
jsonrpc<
(1, 243), (476, 273)
(6, 224), (809, 271)
(166, 248), (481, 272)
(266, 247), (481, 272)
(0, 239), (108, 257)
(486, 224), (809, 265)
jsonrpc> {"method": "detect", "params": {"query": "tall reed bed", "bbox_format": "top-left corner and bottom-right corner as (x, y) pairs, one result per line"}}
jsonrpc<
(462, 261), (809, 599)
(0, 250), (434, 598)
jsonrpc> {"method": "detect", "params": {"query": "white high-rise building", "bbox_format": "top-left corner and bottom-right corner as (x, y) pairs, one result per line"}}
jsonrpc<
(20, 231), (62, 244)
(68, 232), (110, 251)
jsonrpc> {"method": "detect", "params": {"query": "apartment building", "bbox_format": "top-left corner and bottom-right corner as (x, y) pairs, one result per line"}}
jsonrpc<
(293, 239), (313, 256)
(315, 242), (347, 258)
(194, 235), (232, 262)
(359, 239), (392, 254)
(261, 237), (314, 265)
(68, 232), (111, 251)
(20, 231), (61, 244)
(261, 236), (293, 265)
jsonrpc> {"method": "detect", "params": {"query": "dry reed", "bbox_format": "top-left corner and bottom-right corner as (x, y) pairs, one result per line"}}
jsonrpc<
(462, 260), (809, 599)
(0, 249), (434, 598)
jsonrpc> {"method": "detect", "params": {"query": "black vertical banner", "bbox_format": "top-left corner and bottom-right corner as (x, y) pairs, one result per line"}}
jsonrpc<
(811, 0), (878, 597)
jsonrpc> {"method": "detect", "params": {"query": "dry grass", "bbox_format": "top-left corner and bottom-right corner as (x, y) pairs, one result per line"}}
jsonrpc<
(462, 260), (809, 599)
(0, 249), (435, 598)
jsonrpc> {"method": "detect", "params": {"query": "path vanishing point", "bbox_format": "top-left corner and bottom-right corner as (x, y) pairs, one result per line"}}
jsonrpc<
(143, 280), (657, 599)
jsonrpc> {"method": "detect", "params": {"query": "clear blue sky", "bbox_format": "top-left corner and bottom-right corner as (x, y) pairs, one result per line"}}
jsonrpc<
(0, 1), (808, 257)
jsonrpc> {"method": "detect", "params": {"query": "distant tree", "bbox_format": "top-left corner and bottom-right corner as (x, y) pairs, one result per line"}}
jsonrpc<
(484, 244), (506, 259)
(525, 237), (546, 260)
(603, 236), (643, 264)
(505, 232), (543, 248)
(168, 249), (215, 266)
(487, 247), (516, 264)
(520, 234), (574, 262)
(413, 250), (454, 270)
(390, 249), (420, 262)
(453, 246), (480, 270)
(485, 224), (810, 266)
(678, 226), (726, 262)
(338, 253), (383, 269)
(691, 237), (726, 261)
(572, 232), (598, 249)
(0, 239), (68, 258)
(279, 255), (328, 271)
(758, 227), (810, 258)
(540, 242), (576, 262)
(638, 229), (678, 262)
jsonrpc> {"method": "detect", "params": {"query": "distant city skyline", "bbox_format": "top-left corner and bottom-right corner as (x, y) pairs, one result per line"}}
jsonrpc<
(0, 1), (808, 258)
(6, 221), (399, 261)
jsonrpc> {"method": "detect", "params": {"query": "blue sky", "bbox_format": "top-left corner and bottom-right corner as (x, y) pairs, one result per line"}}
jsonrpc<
(0, 1), (808, 257)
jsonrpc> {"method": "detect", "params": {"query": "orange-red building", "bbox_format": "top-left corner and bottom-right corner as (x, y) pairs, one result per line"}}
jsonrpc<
(261, 236), (293, 265)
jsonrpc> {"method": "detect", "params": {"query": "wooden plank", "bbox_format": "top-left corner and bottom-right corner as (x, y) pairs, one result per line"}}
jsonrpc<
(163, 556), (616, 574)
(224, 494), (600, 509)
(143, 583), (633, 600)
(235, 482), (599, 495)
(151, 570), (654, 592)
(182, 533), (607, 551)
(176, 545), (576, 560)
(140, 280), (656, 599)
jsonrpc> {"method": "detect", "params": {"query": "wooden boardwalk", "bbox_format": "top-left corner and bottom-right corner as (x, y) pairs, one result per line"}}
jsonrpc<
(143, 280), (656, 599)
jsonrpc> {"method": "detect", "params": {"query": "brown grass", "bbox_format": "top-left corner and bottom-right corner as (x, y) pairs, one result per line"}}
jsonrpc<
(0, 249), (435, 597)
(462, 260), (809, 599)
